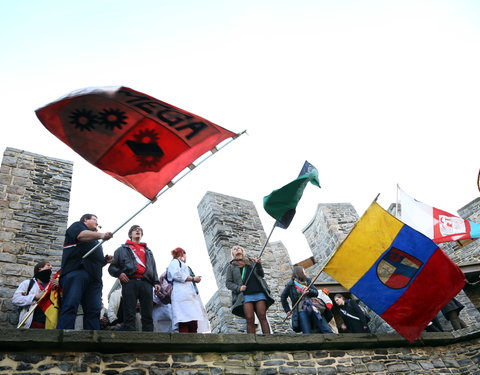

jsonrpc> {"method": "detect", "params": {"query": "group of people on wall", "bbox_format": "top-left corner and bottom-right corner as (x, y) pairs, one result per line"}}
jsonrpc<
(12, 214), (209, 333)
(12, 213), (468, 334)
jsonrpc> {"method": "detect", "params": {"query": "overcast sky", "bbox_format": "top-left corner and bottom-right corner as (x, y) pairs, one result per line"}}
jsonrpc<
(1, 0), (479, 305)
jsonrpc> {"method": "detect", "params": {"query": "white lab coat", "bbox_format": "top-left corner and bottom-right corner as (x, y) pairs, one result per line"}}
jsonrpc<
(12, 278), (41, 328)
(167, 259), (210, 333)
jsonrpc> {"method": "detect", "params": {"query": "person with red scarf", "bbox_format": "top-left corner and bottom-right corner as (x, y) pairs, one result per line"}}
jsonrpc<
(109, 225), (160, 331)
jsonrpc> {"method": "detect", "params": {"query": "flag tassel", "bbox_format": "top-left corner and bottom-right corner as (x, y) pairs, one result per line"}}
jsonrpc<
(82, 132), (245, 259)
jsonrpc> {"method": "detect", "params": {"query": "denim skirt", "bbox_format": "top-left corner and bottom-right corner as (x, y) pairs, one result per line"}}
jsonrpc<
(243, 292), (267, 303)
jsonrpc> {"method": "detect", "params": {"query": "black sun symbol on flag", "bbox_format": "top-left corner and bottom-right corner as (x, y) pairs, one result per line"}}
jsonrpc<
(69, 108), (97, 131)
(98, 108), (128, 130)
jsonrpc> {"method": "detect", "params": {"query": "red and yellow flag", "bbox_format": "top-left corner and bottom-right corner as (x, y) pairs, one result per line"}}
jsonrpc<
(37, 270), (61, 329)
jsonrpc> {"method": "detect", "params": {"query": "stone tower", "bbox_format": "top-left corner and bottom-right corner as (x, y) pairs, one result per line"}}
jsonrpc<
(302, 203), (359, 282)
(0, 148), (72, 327)
(197, 191), (293, 333)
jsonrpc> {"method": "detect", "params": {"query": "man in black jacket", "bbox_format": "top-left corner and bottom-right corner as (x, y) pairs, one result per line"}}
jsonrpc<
(108, 225), (160, 331)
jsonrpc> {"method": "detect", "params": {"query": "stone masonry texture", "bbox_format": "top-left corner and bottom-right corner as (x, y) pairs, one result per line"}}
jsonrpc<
(198, 192), (292, 334)
(1, 328), (480, 374)
(0, 147), (72, 327)
(1, 146), (480, 375)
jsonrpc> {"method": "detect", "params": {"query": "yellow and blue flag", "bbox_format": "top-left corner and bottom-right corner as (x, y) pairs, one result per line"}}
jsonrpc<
(324, 201), (465, 342)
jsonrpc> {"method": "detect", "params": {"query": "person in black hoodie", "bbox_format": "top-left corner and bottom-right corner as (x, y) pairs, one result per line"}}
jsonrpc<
(334, 293), (371, 333)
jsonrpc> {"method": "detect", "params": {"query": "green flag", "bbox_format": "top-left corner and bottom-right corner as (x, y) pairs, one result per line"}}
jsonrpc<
(263, 161), (320, 229)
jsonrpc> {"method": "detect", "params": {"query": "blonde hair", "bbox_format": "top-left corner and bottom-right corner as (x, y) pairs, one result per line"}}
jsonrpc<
(230, 245), (245, 259)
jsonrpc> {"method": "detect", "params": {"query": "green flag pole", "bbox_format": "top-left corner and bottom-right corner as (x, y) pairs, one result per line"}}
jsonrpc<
(243, 222), (276, 286)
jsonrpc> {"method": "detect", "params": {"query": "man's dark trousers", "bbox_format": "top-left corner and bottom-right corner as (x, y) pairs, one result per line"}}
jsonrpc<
(121, 278), (153, 331)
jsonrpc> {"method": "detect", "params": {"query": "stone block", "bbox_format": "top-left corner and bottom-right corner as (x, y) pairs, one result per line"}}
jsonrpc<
(0, 253), (17, 263)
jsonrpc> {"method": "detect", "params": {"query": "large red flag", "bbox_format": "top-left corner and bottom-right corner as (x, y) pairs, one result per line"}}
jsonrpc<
(36, 87), (238, 199)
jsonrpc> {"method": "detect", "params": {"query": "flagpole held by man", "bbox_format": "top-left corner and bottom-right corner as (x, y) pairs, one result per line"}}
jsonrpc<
(35, 86), (243, 260)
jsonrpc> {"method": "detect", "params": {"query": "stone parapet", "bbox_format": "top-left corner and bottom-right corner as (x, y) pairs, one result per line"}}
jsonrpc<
(0, 328), (480, 374)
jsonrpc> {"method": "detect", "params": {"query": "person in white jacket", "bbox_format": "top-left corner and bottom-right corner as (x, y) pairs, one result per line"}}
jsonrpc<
(152, 288), (173, 332)
(12, 261), (58, 328)
(167, 248), (210, 333)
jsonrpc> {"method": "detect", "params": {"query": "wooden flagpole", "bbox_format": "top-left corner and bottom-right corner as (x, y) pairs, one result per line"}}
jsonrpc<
(83, 131), (245, 259)
(17, 289), (48, 328)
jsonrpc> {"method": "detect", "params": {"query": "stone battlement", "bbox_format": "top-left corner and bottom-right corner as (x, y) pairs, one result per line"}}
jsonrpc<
(1, 328), (480, 374)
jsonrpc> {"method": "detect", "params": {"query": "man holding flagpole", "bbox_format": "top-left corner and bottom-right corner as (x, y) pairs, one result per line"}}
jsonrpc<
(57, 214), (113, 330)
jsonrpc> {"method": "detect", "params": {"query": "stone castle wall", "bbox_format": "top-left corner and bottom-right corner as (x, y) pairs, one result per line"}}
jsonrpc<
(198, 192), (292, 334)
(1, 329), (480, 374)
(0, 148), (72, 327)
(1, 147), (480, 375)
(302, 203), (359, 283)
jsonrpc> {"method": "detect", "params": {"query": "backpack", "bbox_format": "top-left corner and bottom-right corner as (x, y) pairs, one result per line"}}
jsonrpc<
(157, 271), (173, 304)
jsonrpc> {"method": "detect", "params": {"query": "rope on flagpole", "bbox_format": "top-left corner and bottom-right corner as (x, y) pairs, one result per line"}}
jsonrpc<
(243, 222), (277, 286)
(83, 131), (246, 259)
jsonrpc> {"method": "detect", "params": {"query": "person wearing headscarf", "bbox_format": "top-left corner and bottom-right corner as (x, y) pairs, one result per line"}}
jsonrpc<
(225, 245), (274, 334)
(281, 265), (333, 334)
(167, 247), (210, 333)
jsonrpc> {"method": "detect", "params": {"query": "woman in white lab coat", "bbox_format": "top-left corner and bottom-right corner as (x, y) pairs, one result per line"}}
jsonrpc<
(167, 247), (210, 333)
